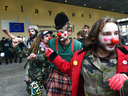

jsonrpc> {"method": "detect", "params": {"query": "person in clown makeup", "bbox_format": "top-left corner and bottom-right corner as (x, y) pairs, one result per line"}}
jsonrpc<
(46, 13), (83, 96)
(3, 25), (39, 82)
(2, 25), (39, 49)
(45, 17), (128, 96)
(2, 25), (39, 83)
(2, 27), (53, 96)
(11, 31), (53, 96)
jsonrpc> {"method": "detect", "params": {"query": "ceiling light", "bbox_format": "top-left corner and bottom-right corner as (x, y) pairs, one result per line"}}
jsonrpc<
(122, 11), (124, 12)
(99, 7), (101, 8)
(112, 9), (113, 11)
(84, 4), (86, 6)
(65, 0), (67, 2)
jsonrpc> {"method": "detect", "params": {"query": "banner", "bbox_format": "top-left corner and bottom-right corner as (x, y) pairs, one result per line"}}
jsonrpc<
(9, 22), (24, 32)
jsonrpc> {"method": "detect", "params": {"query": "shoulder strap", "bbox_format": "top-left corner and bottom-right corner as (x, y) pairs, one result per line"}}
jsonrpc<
(56, 38), (59, 53)
(71, 39), (74, 52)
(24, 59), (30, 69)
(117, 46), (128, 73)
(118, 46), (128, 55)
(56, 38), (74, 53)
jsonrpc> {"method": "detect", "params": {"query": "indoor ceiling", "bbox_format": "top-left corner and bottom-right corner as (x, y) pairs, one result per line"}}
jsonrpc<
(43, 0), (128, 14)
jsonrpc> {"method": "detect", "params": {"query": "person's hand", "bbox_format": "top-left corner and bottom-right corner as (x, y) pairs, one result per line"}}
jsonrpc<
(28, 53), (36, 60)
(39, 44), (45, 52)
(2, 28), (9, 34)
(108, 74), (128, 91)
(12, 39), (19, 47)
(45, 48), (54, 57)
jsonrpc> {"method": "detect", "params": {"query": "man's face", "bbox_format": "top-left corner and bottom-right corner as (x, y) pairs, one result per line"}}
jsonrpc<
(42, 33), (51, 44)
(29, 29), (36, 40)
(29, 29), (35, 35)
(57, 29), (68, 41)
(83, 27), (89, 32)
(97, 22), (119, 53)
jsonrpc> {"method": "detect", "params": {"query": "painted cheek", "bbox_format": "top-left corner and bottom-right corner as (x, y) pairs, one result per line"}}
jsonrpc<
(104, 38), (110, 42)
(31, 32), (35, 35)
(44, 38), (48, 43)
(64, 33), (67, 36)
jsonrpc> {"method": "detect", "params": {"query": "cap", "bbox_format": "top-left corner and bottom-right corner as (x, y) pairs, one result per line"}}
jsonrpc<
(41, 31), (53, 37)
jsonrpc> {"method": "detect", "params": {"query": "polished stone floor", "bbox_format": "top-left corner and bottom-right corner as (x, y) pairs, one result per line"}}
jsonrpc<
(0, 58), (28, 96)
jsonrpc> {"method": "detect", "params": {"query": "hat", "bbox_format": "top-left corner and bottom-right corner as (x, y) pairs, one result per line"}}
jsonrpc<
(52, 34), (56, 38)
(54, 13), (69, 29)
(28, 25), (39, 32)
(41, 31), (53, 37)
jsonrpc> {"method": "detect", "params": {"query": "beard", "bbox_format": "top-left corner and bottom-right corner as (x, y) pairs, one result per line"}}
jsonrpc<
(96, 39), (115, 53)
(30, 34), (37, 40)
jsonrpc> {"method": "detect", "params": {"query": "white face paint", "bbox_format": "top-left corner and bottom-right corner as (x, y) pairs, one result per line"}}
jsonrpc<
(98, 22), (119, 52)
(43, 33), (51, 44)
(57, 29), (68, 41)
(29, 29), (35, 35)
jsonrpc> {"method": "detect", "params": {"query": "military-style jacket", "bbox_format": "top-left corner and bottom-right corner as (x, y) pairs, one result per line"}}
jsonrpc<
(22, 37), (34, 49)
(9, 44), (50, 80)
(9, 37), (49, 69)
(120, 80), (128, 96)
(48, 46), (128, 96)
(10, 37), (50, 96)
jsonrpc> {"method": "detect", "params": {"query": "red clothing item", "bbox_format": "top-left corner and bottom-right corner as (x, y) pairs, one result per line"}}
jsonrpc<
(52, 50), (86, 96)
(50, 46), (128, 96)
(116, 46), (128, 73)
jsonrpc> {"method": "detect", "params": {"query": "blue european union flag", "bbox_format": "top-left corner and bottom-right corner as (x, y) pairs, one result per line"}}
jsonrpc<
(9, 22), (24, 32)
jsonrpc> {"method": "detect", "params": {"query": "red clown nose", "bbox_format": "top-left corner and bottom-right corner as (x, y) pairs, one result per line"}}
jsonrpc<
(29, 32), (32, 35)
(48, 37), (51, 40)
(111, 37), (119, 44)
(57, 32), (61, 36)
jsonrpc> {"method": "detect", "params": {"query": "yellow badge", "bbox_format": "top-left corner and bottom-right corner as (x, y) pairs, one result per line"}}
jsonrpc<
(73, 60), (78, 66)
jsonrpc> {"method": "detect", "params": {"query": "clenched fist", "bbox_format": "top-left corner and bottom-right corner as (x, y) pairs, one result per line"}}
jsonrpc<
(2, 28), (8, 34)
(12, 38), (19, 47)
(28, 53), (37, 60)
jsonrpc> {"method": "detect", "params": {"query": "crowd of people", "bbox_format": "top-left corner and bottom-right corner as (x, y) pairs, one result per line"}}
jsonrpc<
(1, 13), (128, 96)
(0, 37), (25, 65)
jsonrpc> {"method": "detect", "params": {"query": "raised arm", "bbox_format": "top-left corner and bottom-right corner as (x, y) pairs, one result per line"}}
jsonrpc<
(2, 28), (23, 42)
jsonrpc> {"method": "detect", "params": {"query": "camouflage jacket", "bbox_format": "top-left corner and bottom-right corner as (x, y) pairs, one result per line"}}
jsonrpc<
(80, 51), (117, 96)
(9, 45), (50, 81)
(120, 80), (128, 96)
(22, 37), (34, 49)
(48, 49), (120, 96)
